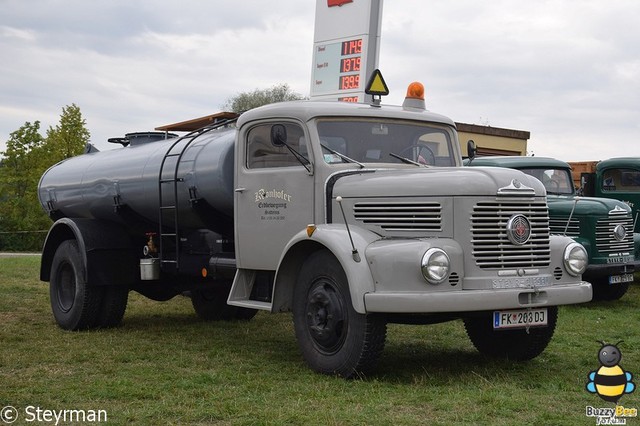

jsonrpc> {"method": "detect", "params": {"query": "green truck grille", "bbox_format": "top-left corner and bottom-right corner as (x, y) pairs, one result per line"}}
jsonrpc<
(471, 200), (551, 269)
(549, 217), (580, 237)
(596, 215), (634, 254)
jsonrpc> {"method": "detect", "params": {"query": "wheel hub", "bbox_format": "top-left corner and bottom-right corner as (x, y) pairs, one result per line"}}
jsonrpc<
(56, 263), (76, 313)
(305, 281), (347, 354)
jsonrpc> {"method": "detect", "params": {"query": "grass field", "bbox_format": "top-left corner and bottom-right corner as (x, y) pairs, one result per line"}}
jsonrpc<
(1, 256), (639, 425)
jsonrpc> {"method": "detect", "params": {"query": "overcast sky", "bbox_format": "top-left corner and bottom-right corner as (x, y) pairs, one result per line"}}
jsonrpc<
(1, 0), (638, 161)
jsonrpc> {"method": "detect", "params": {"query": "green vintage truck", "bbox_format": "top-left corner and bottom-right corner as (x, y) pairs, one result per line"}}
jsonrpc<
(576, 158), (640, 233)
(466, 155), (638, 300)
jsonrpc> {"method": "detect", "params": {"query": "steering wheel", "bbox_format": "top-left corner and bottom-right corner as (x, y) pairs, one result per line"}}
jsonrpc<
(399, 144), (435, 165)
(545, 179), (560, 192)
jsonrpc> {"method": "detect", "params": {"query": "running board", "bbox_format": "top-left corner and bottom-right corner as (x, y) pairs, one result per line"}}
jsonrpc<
(227, 269), (272, 311)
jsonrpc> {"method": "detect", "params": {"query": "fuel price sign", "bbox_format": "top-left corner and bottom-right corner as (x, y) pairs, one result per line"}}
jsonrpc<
(310, 0), (383, 102)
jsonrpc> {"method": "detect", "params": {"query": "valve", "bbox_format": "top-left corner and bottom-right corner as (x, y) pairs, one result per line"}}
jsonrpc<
(143, 232), (157, 256)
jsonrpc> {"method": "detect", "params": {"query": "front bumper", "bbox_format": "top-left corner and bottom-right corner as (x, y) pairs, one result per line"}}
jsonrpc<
(363, 282), (592, 313)
(583, 260), (639, 280)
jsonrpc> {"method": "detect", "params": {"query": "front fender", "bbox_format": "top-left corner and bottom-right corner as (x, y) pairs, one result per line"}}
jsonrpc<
(274, 224), (379, 314)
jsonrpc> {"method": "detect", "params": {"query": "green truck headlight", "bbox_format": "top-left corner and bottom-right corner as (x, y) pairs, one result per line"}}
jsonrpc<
(421, 248), (450, 284)
(563, 242), (588, 276)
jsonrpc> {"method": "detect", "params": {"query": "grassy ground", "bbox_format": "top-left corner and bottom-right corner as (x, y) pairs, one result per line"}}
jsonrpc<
(1, 256), (639, 425)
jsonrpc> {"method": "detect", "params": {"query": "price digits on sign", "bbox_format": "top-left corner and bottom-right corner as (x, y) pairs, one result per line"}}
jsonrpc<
(338, 96), (359, 103)
(339, 38), (362, 91)
(340, 57), (361, 73)
(341, 39), (362, 56)
(339, 74), (360, 90)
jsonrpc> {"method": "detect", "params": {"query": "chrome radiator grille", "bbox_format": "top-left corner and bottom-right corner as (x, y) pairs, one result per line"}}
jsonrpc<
(596, 215), (634, 254)
(353, 202), (442, 232)
(471, 201), (551, 269)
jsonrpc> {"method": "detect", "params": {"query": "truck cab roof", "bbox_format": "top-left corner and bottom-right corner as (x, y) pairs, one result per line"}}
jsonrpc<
(597, 157), (640, 171)
(237, 100), (456, 128)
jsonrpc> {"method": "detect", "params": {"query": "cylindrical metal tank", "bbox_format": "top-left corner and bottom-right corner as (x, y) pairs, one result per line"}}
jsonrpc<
(38, 127), (236, 236)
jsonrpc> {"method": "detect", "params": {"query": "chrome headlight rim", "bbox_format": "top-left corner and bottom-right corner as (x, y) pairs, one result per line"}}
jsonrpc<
(563, 242), (588, 277)
(421, 248), (450, 284)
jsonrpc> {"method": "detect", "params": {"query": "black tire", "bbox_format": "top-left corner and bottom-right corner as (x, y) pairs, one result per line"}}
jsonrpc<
(591, 278), (629, 301)
(233, 306), (259, 321)
(191, 283), (257, 321)
(95, 286), (129, 328)
(293, 250), (387, 378)
(463, 306), (558, 361)
(50, 240), (103, 330)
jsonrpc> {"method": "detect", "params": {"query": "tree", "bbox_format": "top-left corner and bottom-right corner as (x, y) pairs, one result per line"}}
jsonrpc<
(44, 103), (90, 162)
(223, 83), (305, 113)
(0, 104), (91, 251)
(0, 121), (48, 250)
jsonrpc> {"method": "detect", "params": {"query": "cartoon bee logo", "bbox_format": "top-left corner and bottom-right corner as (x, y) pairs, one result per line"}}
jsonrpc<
(586, 341), (635, 403)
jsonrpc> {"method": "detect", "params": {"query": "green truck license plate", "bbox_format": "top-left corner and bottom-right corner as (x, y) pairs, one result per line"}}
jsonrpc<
(493, 308), (548, 329)
(609, 274), (634, 284)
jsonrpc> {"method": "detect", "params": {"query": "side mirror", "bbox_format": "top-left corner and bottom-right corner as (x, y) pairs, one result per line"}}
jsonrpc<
(271, 124), (287, 147)
(467, 139), (477, 161)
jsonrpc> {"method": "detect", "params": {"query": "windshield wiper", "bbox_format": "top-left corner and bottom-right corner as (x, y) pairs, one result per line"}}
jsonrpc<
(389, 152), (425, 167)
(281, 144), (311, 173)
(321, 144), (364, 168)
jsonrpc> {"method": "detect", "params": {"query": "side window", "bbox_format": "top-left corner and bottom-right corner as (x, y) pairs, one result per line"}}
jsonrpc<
(604, 168), (640, 192)
(246, 123), (308, 169)
(602, 170), (619, 191)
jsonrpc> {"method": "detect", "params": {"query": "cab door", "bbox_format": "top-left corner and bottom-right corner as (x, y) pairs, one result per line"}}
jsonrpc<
(234, 120), (314, 270)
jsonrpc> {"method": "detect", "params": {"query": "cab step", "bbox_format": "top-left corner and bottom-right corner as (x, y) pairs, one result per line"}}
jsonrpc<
(227, 269), (272, 311)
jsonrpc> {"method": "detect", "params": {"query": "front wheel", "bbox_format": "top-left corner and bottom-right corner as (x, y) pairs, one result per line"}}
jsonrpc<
(463, 306), (558, 361)
(591, 278), (629, 301)
(293, 250), (387, 378)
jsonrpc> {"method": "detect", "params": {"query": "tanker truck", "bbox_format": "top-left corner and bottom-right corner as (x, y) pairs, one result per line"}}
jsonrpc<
(38, 82), (592, 378)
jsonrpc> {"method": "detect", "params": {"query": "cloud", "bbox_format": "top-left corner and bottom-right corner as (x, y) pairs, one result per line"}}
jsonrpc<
(0, 0), (638, 161)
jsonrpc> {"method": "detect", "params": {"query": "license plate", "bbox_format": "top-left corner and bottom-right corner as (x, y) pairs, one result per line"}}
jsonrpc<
(609, 274), (634, 284)
(493, 308), (548, 330)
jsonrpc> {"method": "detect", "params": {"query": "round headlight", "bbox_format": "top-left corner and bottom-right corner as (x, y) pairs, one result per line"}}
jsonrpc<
(563, 242), (588, 277)
(421, 248), (450, 284)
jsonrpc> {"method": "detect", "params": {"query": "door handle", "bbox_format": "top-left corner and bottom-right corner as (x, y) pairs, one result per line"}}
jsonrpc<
(235, 187), (247, 193)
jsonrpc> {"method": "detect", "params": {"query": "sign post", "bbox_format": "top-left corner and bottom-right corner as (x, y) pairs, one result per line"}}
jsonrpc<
(310, 0), (383, 103)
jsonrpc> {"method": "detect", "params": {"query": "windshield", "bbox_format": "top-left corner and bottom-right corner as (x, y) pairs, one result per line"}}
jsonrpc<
(519, 168), (575, 195)
(316, 119), (456, 166)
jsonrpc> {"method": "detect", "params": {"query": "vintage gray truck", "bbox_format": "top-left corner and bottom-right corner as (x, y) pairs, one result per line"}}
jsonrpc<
(466, 156), (638, 301)
(38, 84), (592, 377)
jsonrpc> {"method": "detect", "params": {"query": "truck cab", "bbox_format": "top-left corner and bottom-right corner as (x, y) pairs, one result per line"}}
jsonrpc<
(466, 155), (638, 300)
(579, 157), (640, 234)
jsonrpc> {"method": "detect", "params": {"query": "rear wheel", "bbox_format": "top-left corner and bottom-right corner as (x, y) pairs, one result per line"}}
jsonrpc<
(293, 250), (387, 378)
(50, 240), (102, 330)
(191, 283), (257, 321)
(463, 306), (558, 361)
(95, 286), (129, 328)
